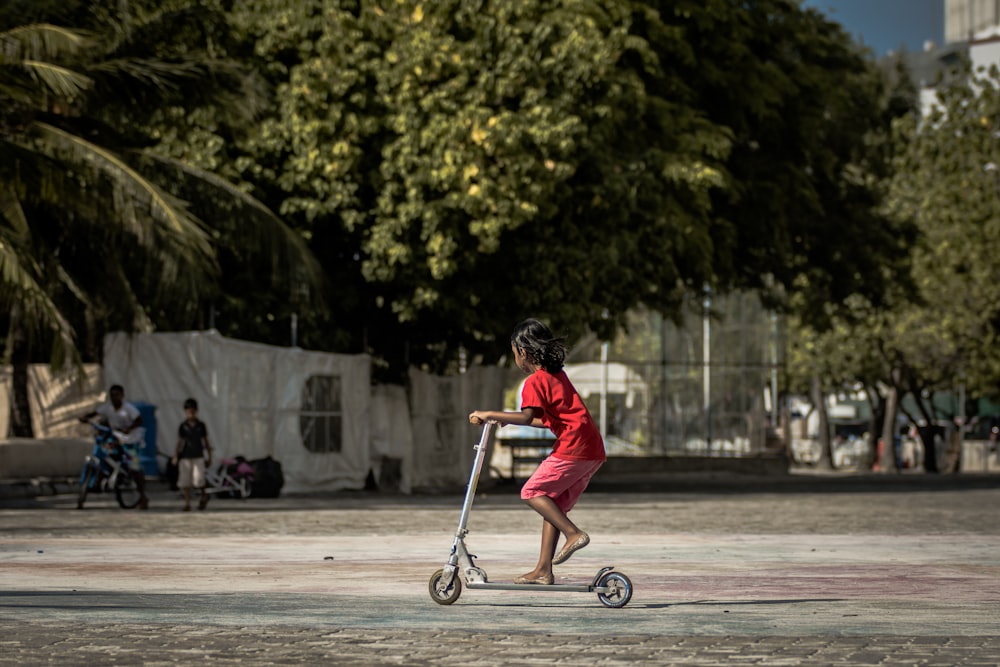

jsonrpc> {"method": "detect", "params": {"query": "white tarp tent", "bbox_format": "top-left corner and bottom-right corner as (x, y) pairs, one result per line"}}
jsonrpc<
(103, 330), (371, 493)
(407, 366), (507, 491)
(369, 384), (413, 493)
(2, 334), (507, 492)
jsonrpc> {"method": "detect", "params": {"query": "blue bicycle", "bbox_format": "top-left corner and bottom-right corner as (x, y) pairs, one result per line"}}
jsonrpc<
(76, 423), (143, 510)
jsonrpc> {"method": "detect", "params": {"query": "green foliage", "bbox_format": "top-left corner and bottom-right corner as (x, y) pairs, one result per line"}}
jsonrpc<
(2, 0), (911, 385)
(223, 0), (902, 375)
(884, 62), (1000, 401)
(791, 60), (1000, 419)
(0, 2), (323, 373)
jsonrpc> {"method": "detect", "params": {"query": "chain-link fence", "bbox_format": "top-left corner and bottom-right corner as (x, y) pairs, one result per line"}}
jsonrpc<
(564, 294), (784, 457)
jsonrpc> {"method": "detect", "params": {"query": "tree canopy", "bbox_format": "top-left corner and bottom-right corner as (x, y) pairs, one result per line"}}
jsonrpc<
(3, 0), (916, 385)
(202, 0), (908, 377)
(787, 58), (1000, 466)
(0, 1), (323, 434)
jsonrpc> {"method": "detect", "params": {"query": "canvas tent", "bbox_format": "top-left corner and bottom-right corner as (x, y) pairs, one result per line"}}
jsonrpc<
(103, 330), (371, 493)
(407, 366), (507, 491)
(2, 332), (507, 493)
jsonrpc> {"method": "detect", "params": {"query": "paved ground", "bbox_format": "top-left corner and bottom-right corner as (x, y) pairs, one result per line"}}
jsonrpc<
(2, 473), (999, 665)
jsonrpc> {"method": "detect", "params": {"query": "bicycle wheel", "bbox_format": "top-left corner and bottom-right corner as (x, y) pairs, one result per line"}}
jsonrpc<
(115, 470), (142, 509)
(77, 466), (95, 509)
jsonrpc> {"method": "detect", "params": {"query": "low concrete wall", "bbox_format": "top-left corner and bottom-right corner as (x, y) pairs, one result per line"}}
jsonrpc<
(960, 440), (1000, 473)
(0, 438), (91, 480)
(599, 454), (789, 477)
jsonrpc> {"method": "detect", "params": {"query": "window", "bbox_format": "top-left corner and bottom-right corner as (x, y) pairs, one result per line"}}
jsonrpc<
(300, 375), (342, 453)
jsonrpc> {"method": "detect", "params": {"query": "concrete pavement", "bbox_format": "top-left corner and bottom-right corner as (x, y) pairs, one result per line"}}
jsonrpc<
(1, 475), (999, 665)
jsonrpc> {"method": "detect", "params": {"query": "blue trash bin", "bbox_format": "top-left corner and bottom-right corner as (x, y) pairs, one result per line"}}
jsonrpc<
(133, 401), (159, 477)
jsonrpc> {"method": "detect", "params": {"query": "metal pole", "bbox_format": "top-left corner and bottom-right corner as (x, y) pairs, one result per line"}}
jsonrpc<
(703, 286), (711, 450)
(959, 369), (966, 459)
(660, 314), (668, 454)
(770, 312), (779, 427)
(600, 341), (609, 441)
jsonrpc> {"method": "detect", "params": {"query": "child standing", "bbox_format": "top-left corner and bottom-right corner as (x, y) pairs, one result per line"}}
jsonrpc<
(469, 318), (605, 585)
(172, 398), (213, 511)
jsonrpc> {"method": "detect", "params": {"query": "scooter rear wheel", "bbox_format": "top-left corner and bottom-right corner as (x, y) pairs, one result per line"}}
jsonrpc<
(428, 569), (462, 605)
(596, 571), (633, 608)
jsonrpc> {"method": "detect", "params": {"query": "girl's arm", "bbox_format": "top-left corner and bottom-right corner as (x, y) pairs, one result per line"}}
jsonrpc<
(469, 407), (539, 427)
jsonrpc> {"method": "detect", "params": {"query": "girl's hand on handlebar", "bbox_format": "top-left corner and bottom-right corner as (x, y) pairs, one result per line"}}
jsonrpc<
(469, 411), (497, 425)
(469, 412), (500, 426)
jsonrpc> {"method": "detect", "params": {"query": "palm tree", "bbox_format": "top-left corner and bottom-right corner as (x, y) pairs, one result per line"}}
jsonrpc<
(0, 9), (323, 436)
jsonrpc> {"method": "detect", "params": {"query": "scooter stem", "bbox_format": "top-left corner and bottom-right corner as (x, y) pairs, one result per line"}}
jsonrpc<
(455, 422), (496, 537)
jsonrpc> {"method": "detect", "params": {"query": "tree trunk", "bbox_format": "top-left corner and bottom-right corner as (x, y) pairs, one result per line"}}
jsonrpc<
(917, 425), (941, 473)
(811, 375), (831, 468)
(8, 312), (34, 438)
(879, 386), (899, 473)
(864, 385), (886, 470)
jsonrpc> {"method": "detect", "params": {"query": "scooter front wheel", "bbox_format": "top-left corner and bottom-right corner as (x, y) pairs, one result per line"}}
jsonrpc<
(428, 569), (462, 605)
(596, 570), (633, 608)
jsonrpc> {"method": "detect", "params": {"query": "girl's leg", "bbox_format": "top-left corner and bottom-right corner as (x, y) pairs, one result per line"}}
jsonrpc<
(516, 458), (600, 581)
(515, 496), (588, 582)
(526, 495), (592, 565)
(514, 519), (558, 583)
(525, 495), (583, 541)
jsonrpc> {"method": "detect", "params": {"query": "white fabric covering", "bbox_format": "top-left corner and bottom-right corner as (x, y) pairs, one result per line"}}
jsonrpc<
(103, 330), (371, 493)
(407, 366), (507, 490)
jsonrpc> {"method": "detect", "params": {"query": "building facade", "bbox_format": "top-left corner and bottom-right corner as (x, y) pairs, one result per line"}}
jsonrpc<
(945, 0), (1000, 44)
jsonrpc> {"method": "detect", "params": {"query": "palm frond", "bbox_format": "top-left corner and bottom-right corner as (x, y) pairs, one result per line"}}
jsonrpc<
(21, 59), (92, 99)
(0, 225), (78, 368)
(88, 57), (204, 95)
(137, 151), (328, 307)
(88, 57), (269, 123)
(29, 122), (216, 266)
(0, 24), (89, 65)
(107, 260), (155, 333)
(0, 183), (29, 236)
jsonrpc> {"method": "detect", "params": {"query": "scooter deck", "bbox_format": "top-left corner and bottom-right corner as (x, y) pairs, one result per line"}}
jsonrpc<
(467, 582), (604, 593)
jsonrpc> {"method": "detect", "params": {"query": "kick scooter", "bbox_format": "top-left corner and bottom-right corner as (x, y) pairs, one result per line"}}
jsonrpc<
(428, 421), (633, 608)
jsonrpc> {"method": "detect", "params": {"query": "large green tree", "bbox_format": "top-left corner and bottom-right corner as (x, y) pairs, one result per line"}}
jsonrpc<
(0, 2), (322, 436)
(789, 60), (1000, 471)
(222, 0), (907, 378)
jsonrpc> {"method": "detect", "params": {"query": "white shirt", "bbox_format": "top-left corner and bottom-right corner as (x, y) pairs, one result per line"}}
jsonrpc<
(96, 401), (144, 444)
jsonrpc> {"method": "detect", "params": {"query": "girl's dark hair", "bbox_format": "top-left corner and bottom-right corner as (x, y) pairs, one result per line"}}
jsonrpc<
(511, 318), (566, 372)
